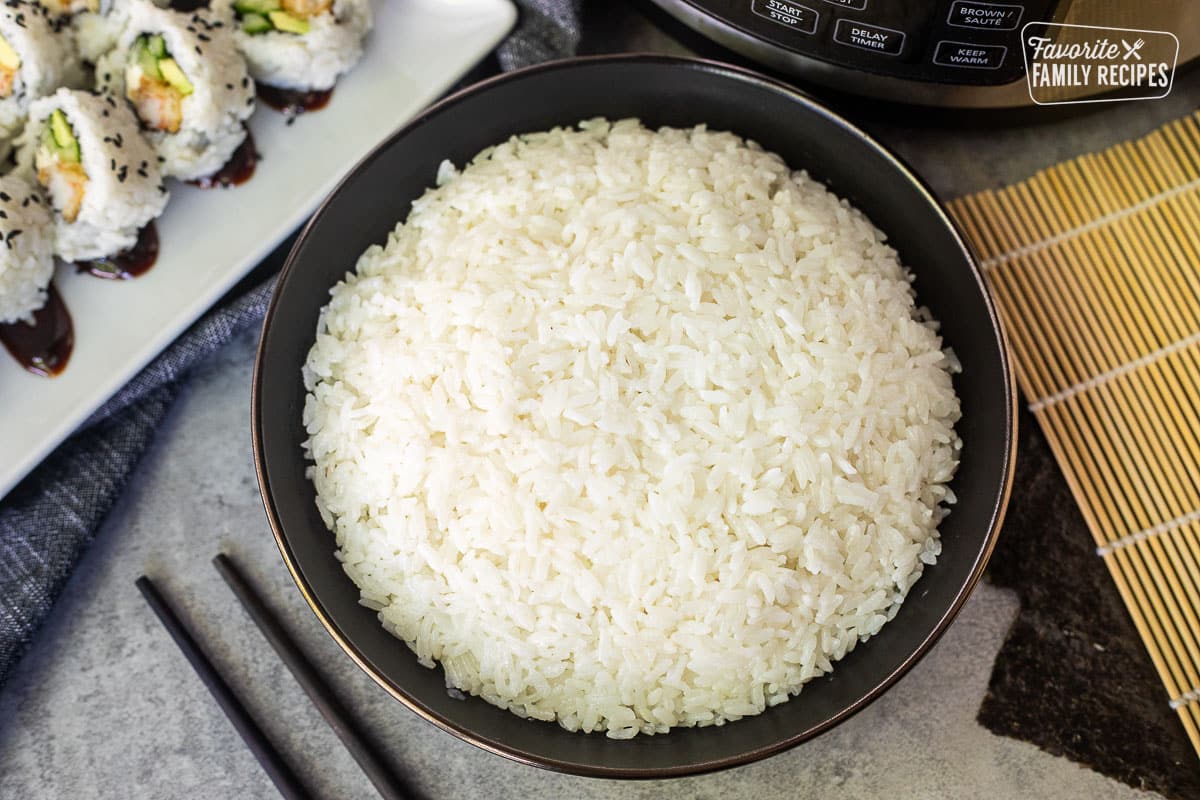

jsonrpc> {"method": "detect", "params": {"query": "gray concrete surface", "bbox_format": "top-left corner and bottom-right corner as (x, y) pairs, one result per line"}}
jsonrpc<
(5, 5), (1200, 798)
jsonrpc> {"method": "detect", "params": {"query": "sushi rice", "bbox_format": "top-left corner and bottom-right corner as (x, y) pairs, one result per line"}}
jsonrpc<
(14, 87), (167, 261)
(96, 0), (255, 181)
(214, 0), (371, 92)
(0, 1), (83, 157)
(0, 174), (54, 324)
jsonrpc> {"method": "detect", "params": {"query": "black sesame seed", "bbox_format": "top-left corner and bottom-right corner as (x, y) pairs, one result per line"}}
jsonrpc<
(195, 45), (202, 54)
(0, 191), (11, 202)
(198, 33), (210, 41)
(225, 83), (233, 90)
(241, 77), (248, 88)
(0, 209), (8, 218)
(7, 229), (22, 243)
(117, 166), (127, 182)
(110, 158), (116, 171)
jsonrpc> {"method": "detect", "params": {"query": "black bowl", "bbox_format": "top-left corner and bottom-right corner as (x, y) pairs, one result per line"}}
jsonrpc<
(253, 54), (1016, 778)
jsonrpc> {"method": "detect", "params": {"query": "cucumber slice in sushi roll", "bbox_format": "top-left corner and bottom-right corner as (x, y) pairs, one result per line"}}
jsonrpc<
(0, 2), (85, 158)
(0, 175), (54, 324)
(14, 88), (168, 262)
(213, 0), (371, 92)
(95, 0), (255, 181)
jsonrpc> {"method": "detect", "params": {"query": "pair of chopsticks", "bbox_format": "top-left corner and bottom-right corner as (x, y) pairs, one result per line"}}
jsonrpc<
(136, 554), (411, 800)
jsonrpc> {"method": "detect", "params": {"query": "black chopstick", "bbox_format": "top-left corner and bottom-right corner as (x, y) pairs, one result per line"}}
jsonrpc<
(135, 576), (312, 800)
(212, 553), (411, 800)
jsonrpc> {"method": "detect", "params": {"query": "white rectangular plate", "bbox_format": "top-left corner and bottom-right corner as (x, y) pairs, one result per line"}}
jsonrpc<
(0, 0), (516, 497)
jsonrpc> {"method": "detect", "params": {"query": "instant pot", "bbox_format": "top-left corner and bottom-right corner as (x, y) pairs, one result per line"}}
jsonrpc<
(645, 0), (1199, 107)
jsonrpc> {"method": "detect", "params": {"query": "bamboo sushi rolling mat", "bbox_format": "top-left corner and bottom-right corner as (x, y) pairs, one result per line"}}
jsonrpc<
(947, 110), (1200, 761)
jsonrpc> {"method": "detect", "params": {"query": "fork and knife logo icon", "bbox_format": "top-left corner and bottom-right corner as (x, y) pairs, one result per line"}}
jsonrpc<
(1122, 38), (1145, 60)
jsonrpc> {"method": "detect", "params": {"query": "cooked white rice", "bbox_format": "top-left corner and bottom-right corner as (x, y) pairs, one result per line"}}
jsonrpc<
(14, 87), (167, 261)
(95, 0), (255, 180)
(0, 175), (55, 323)
(213, 0), (370, 92)
(303, 118), (962, 739)
(0, 1), (84, 156)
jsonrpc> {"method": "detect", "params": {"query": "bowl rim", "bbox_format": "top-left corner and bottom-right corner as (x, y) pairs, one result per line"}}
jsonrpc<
(251, 52), (1018, 779)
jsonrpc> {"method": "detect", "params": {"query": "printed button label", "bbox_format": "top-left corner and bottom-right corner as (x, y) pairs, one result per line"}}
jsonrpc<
(751, 0), (819, 34)
(948, 1), (1023, 31)
(934, 40), (1007, 69)
(833, 18), (905, 55)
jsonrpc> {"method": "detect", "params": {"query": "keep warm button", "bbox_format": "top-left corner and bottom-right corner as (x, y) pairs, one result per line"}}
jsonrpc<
(833, 18), (905, 56)
(934, 40), (1006, 69)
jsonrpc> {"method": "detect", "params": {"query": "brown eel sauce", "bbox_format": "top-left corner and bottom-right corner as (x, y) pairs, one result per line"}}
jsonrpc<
(0, 283), (74, 377)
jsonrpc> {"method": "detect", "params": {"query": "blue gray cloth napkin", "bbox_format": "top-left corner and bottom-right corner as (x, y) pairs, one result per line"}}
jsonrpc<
(0, 0), (584, 689)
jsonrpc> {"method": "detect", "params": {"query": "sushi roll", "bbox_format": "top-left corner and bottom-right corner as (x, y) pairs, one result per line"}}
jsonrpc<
(95, 0), (255, 181)
(0, 1), (84, 157)
(39, 0), (168, 64)
(0, 174), (54, 324)
(214, 0), (371, 92)
(14, 87), (167, 261)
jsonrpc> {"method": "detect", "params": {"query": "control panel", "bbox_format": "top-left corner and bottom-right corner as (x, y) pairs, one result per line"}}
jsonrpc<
(684, 0), (1060, 85)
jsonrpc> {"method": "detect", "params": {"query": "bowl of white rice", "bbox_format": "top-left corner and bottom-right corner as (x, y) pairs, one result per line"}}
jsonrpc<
(253, 55), (1016, 777)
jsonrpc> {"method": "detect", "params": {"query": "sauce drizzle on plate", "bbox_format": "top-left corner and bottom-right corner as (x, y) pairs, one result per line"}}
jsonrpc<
(190, 129), (259, 189)
(74, 222), (160, 280)
(258, 85), (333, 117)
(0, 283), (74, 377)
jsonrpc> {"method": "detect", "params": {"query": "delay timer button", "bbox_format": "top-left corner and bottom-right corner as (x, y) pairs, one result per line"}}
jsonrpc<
(947, 0), (1023, 31)
(833, 18), (905, 56)
(823, 0), (867, 9)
